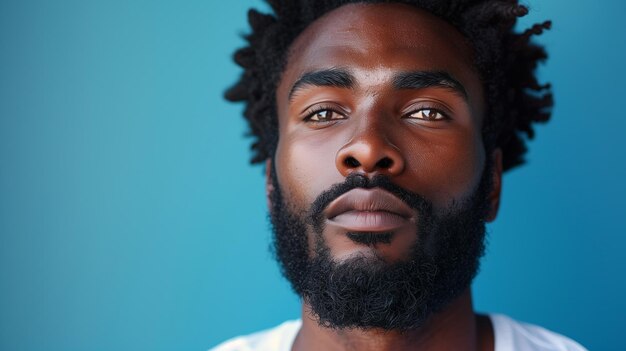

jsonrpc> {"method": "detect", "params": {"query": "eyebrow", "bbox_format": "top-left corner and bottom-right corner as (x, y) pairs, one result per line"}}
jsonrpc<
(393, 71), (468, 99)
(287, 69), (468, 101)
(288, 68), (354, 101)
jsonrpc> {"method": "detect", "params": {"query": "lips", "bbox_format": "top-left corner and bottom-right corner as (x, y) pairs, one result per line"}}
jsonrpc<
(324, 188), (414, 232)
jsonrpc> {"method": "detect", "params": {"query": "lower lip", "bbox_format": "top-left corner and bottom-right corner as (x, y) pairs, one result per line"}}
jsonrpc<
(329, 211), (409, 232)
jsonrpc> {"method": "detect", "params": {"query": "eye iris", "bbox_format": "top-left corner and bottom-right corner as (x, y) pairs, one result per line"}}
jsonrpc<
(421, 109), (439, 120)
(315, 110), (333, 121)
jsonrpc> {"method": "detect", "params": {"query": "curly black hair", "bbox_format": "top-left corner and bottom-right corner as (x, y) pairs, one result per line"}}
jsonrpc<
(226, 0), (552, 172)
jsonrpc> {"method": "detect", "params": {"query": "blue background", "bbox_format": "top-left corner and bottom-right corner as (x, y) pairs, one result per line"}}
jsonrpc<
(1, 1), (624, 350)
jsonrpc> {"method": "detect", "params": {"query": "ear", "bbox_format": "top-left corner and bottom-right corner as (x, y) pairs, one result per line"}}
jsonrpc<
(265, 158), (275, 211)
(485, 148), (503, 222)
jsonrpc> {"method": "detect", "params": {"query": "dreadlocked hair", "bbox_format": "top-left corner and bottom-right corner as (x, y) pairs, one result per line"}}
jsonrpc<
(225, 0), (553, 172)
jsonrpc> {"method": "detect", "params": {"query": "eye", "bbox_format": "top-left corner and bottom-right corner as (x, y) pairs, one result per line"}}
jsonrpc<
(405, 108), (448, 121)
(305, 108), (346, 122)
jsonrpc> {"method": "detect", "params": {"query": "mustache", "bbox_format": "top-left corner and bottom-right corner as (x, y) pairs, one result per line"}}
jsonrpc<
(308, 173), (433, 229)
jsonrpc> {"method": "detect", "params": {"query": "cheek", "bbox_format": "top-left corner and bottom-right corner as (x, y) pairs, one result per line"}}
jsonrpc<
(401, 129), (485, 207)
(274, 132), (345, 210)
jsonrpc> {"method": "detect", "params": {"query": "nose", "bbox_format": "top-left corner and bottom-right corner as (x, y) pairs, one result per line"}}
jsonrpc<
(335, 126), (405, 177)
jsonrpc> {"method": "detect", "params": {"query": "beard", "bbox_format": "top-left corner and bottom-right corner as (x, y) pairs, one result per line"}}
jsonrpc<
(268, 161), (492, 331)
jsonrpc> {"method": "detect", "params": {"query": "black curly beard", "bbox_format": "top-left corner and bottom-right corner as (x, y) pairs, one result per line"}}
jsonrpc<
(268, 162), (492, 330)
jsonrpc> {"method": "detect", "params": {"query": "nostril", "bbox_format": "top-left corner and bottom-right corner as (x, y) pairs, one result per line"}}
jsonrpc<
(344, 156), (361, 168)
(376, 157), (393, 169)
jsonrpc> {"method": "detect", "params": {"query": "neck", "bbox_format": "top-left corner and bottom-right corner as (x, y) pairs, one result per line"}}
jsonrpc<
(292, 289), (493, 351)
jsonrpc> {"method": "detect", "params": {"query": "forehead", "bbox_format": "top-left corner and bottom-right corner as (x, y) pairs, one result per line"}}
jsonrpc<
(277, 3), (484, 114)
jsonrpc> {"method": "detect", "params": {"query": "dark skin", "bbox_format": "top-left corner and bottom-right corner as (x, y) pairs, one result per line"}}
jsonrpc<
(268, 3), (503, 351)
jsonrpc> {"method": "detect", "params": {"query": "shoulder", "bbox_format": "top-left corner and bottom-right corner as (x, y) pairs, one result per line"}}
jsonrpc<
(209, 320), (302, 351)
(490, 314), (587, 351)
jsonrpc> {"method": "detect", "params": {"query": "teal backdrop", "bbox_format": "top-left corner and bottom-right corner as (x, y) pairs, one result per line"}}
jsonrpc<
(1, 1), (625, 350)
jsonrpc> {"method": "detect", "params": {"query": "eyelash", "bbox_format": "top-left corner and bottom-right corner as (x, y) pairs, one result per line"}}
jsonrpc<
(303, 105), (347, 123)
(302, 105), (451, 123)
(403, 106), (451, 121)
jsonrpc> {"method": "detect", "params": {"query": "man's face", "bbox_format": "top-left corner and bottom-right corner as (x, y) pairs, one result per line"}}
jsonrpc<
(269, 3), (500, 329)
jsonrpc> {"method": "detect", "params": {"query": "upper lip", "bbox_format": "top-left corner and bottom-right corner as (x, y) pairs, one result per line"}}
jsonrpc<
(324, 188), (414, 220)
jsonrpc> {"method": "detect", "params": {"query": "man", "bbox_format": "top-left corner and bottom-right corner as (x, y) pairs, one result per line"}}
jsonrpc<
(213, 1), (586, 350)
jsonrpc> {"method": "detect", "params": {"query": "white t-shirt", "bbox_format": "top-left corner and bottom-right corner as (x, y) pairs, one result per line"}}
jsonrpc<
(210, 314), (587, 351)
